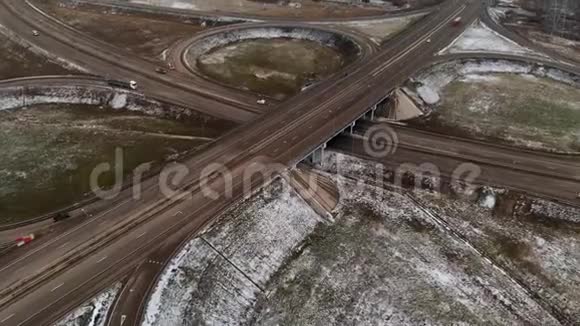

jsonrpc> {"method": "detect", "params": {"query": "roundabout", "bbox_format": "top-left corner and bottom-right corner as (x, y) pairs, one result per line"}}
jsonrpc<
(175, 23), (373, 99)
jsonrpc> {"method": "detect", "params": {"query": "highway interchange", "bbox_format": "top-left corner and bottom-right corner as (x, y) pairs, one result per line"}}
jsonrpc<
(0, 0), (578, 325)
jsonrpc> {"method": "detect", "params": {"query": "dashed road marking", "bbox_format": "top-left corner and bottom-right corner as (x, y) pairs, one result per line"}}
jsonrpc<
(136, 232), (147, 239)
(97, 256), (107, 263)
(0, 313), (15, 323)
(51, 283), (64, 292)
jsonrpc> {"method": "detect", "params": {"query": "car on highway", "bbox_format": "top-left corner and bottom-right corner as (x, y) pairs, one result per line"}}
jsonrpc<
(301, 81), (314, 91)
(257, 98), (266, 105)
(451, 17), (462, 26)
(155, 67), (168, 74)
(129, 80), (138, 89)
(53, 212), (71, 222)
(15, 234), (35, 247)
(32, 30), (39, 36)
(426, 38), (432, 43)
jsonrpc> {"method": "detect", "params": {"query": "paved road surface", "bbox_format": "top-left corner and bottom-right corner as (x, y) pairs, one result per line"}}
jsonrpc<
(481, 0), (580, 68)
(331, 122), (580, 205)
(0, 1), (481, 325)
(0, 0), (266, 122)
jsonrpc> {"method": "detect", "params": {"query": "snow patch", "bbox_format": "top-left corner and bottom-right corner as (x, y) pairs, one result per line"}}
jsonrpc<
(530, 199), (580, 224)
(407, 59), (579, 108)
(54, 283), (121, 326)
(439, 20), (541, 57)
(142, 177), (323, 326)
(253, 69), (294, 80)
(0, 86), (202, 121)
(479, 194), (496, 209)
(186, 26), (361, 71)
(417, 85), (440, 104)
(109, 93), (127, 109)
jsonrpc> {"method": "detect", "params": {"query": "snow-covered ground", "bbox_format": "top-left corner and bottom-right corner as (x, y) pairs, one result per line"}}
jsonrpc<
(54, 283), (120, 326)
(412, 190), (580, 323)
(253, 172), (561, 325)
(529, 199), (580, 224)
(320, 150), (580, 322)
(185, 26), (360, 64)
(439, 20), (540, 56)
(139, 150), (580, 325)
(0, 86), (204, 120)
(142, 177), (323, 326)
(408, 59), (579, 106)
(403, 59), (580, 152)
(325, 13), (425, 44)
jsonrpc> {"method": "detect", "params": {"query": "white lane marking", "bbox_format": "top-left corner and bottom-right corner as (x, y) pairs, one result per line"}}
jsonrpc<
(97, 256), (107, 263)
(0, 314), (15, 323)
(51, 283), (64, 292)
(0, 199), (130, 273)
(39, 262), (53, 272)
(172, 211), (183, 216)
(371, 5), (467, 77)
(136, 232), (147, 239)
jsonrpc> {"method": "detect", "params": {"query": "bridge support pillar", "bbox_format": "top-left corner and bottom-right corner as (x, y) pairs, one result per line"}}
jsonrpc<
(370, 103), (378, 121)
(310, 143), (327, 166)
(341, 122), (356, 135)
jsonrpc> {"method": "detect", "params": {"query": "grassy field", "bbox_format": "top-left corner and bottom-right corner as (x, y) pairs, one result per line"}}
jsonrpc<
(0, 104), (225, 224)
(415, 74), (580, 152)
(252, 177), (559, 325)
(197, 38), (345, 99)
(0, 33), (72, 79)
(413, 189), (580, 323)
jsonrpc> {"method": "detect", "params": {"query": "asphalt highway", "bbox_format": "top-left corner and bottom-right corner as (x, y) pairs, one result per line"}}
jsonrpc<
(0, 0), (267, 122)
(70, 0), (435, 23)
(0, 0), (482, 324)
(481, 0), (580, 68)
(333, 122), (580, 204)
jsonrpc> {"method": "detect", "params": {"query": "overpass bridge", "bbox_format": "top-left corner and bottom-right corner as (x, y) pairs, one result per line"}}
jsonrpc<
(330, 121), (580, 204)
(0, 1), (483, 325)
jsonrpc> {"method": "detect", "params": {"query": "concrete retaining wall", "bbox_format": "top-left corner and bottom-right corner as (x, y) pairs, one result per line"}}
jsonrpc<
(185, 25), (363, 72)
(0, 85), (212, 121)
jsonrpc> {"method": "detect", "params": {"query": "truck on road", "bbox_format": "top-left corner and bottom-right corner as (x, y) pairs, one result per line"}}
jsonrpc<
(451, 17), (462, 26)
(107, 79), (138, 90)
